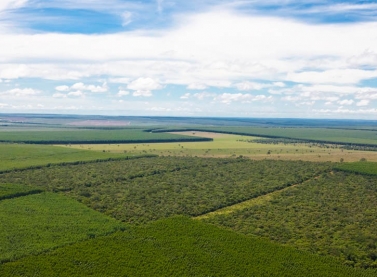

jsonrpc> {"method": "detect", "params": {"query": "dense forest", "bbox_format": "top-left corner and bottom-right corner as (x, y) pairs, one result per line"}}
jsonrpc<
(0, 157), (330, 224)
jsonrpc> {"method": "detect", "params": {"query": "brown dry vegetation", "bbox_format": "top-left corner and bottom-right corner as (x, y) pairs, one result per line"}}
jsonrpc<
(61, 131), (377, 162)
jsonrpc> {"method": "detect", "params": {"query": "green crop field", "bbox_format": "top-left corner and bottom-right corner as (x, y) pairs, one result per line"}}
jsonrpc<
(0, 183), (43, 200)
(0, 143), (141, 172)
(0, 192), (124, 263)
(0, 129), (211, 144)
(335, 162), (377, 175)
(1, 217), (375, 277)
(201, 171), (377, 268)
(153, 126), (377, 146)
(0, 157), (331, 224)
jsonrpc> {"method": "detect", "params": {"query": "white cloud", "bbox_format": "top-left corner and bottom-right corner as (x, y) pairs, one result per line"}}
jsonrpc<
(216, 93), (268, 104)
(55, 85), (70, 92)
(68, 91), (84, 97)
(127, 77), (162, 91)
(0, 8), (377, 118)
(180, 93), (190, 99)
(282, 95), (301, 102)
(0, 88), (40, 97)
(109, 77), (130, 84)
(0, 0), (27, 11)
(356, 99), (370, 107)
(121, 11), (133, 26)
(355, 88), (377, 100)
(133, 90), (152, 97)
(187, 83), (207, 90)
(315, 107), (377, 115)
(347, 50), (377, 67)
(273, 82), (285, 87)
(1, 10), (376, 86)
(71, 82), (108, 93)
(52, 92), (67, 98)
(235, 81), (268, 91)
(117, 90), (130, 97)
(193, 92), (216, 100)
(338, 99), (354, 106)
(310, 3), (377, 13)
(286, 69), (377, 85)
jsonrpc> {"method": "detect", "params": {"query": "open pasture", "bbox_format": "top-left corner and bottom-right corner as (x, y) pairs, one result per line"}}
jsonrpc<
(0, 143), (134, 172)
(63, 131), (377, 162)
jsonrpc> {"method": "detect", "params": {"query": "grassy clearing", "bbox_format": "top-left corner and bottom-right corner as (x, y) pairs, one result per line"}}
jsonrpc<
(0, 143), (136, 172)
(1, 217), (375, 277)
(196, 184), (298, 220)
(335, 162), (377, 175)
(0, 192), (124, 263)
(63, 131), (377, 162)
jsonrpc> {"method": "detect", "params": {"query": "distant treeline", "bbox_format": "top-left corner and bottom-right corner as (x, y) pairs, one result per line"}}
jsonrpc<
(0, 154), (157, 174)
(0, 189), (44, 201)
(149, 127), (377, 147)
(0, 138), (212, 144)
(0, 128), (212, 144)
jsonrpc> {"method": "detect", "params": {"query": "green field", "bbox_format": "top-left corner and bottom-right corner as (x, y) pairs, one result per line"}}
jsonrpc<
(0, 143), (142, 172)
(335, 162), (377, 175)
(0, 129), (211, 144)
(65, 131), (377, 162)
(1, 217), (375, 277)
(0, 192), (124, 263)
(0, 157), (331, 224)
(153, 127), (377, 146)
(0, 183), (43, 200)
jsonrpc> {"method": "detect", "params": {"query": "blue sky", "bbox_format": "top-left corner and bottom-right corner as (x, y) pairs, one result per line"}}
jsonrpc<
(0, 0), (377, 119)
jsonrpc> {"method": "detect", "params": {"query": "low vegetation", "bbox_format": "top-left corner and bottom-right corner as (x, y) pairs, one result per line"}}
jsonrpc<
(0, 192), (124, 263)
(0, 143), (138, 172)
(335, 161), (377, 176)
(1, 217), (375, 277)
(0, 183), (43, 200)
